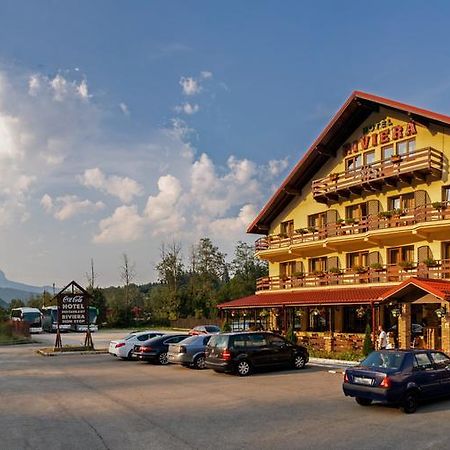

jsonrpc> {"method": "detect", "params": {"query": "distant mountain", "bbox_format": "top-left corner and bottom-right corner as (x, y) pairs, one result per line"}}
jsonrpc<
(0, 271), (53, 304)
(0, 297), (8, 309)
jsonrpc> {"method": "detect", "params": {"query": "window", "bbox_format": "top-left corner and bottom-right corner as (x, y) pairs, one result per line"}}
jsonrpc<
(137, 334), (149, 341)
(430, 352), (450, 368)
(364, 151), (375, 166)
(346, 202), (367, 220)
(382, 145), (394, 160)
(347, 252), (369, 269)
(280, 261), (298, 278)
(387, 246), (414, 265)
(397, 139), (416, 156)
(246, 334), (267, 347)
(309, 257), (327, 273)
(343, 307), (367, 333)
(308, 308), (329, 332)
(268, 335), (287, 347)
(345, 155), (362, 171)
(388, 193), (414, 211)
(308, 212), (326, 229)
(280, 220), (294, 237)
(414, 353), (434, 370)
(442, 186), (450, 203)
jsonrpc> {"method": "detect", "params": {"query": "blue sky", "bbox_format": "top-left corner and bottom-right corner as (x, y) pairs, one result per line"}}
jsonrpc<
(0, 1), (449, 286)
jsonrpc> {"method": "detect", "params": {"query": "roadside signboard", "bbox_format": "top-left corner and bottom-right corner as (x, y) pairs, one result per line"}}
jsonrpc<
(57, 293), (88, 326)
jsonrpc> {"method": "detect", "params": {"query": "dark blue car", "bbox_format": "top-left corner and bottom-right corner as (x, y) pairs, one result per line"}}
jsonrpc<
(343, 349), (450, 413)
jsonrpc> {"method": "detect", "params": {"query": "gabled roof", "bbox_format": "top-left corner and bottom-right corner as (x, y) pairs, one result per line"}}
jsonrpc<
(379, 277), (450, 302)
(217, 286), (391, 309)
(248, 91), (450, 234)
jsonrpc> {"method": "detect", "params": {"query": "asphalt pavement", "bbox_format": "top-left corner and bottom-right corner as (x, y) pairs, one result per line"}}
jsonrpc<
(2, 334), (450, 449)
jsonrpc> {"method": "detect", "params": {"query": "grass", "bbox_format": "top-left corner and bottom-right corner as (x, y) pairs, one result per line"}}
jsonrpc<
(0, 321), (32, 345)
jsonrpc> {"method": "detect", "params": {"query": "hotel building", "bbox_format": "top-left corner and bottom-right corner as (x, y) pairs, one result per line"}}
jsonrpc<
(218, 91), (450, 354)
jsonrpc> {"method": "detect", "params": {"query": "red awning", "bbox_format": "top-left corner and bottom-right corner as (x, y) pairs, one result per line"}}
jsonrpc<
(379, 277), (450, 302)
(217, 286), (392, 309)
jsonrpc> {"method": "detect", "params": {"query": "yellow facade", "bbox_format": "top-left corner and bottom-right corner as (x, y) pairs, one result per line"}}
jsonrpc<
(257, 107), (450, 283)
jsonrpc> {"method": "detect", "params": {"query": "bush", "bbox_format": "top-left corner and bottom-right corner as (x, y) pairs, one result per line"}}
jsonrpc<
(222, 321), (231, 332)
(285, 326), (297, 344)
(362, 324), (373, 356)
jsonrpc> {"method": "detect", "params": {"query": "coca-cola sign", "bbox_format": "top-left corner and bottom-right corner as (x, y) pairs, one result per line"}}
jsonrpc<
(57, 293), (88, 325)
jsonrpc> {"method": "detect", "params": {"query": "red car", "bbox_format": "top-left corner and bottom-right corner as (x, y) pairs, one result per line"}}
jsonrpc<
(189, 325), (221, 335)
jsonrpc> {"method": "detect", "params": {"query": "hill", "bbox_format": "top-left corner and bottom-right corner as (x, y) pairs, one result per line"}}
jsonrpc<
(0, 271), (53, 305)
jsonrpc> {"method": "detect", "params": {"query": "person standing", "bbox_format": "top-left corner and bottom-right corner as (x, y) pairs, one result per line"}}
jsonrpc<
(377, 325), (387, 350)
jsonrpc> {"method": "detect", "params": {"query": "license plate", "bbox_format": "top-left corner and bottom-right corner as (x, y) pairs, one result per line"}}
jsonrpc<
(354, 376), (373, 385)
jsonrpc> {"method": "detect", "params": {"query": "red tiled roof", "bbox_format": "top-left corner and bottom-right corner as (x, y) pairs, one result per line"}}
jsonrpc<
(217, 286), (392, 309)
(247, 91), (450, 234)
(379, 277), (450, 301)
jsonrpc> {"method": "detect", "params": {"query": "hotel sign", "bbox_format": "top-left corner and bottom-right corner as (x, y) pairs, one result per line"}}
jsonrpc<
(344, 119), (417, 156)
(57, 293), (88, 325)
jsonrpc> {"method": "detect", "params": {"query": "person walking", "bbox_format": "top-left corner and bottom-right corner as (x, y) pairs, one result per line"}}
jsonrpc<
(377, 325), (387, 350)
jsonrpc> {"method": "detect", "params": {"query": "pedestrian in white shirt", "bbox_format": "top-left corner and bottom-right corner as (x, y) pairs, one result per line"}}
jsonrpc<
(377, 325), (387, 350)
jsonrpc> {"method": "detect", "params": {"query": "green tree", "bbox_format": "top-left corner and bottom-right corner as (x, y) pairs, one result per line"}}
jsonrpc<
(89, 288), (107, 324)
(9, 299), (25, 310)
(363, 324), (374, 356)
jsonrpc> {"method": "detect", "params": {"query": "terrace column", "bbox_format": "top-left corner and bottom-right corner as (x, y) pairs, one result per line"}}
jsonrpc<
(398, 303), (412, 349)
(440, 303), (450, 353)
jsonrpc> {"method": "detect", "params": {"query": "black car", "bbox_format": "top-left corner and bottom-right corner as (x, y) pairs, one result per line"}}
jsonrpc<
(205, 331), (309, 376)
(133, 334), (189, 365)
(343, 349), (450, 413)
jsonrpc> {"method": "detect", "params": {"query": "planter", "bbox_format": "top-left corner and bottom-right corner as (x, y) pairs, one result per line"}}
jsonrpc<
(391, 155), (402, 163)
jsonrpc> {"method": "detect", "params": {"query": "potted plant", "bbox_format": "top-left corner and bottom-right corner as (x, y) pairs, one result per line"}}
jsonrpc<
(336, 218), (345, 226)
(353, 265), (368, 274)
(393, 208), (404, 217)
(398, 261), (415, 271)
(432, 201), (444, 211)
(328, 267), (342, 275)
(379, 210), (393, 219)
(278, 232), (288, 239)
(345, 217), (357, 225)
(370, 262), (384, 272)
(295, 228), (308, 235)
(313, 270), (325, 278)
(391, 154), (402, 163)
(422, 258), (438, 268)
(329, 173), (339, 182)
(307, 226), (317, 233)
(292, 271), (305, 279)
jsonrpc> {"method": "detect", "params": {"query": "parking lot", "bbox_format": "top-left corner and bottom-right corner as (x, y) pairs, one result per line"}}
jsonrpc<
(2, 332), (450, 449)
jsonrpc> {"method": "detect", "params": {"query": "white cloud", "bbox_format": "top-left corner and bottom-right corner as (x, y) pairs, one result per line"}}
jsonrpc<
(266, 158), (289, 178)
(119, 102), (130, 115)
(179, 76), (201, 96)
(175, 103), (199, 115)
(41, 194), (105, 221)
(80, 168), (143, 203)
(200, 71), (213, 79)
(94, 205), (145, 244)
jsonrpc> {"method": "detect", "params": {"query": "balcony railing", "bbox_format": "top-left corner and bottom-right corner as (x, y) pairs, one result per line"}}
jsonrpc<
(255, 202), (450, 252)
(256, 260), (450, 292)
(311, 147), (443, 203)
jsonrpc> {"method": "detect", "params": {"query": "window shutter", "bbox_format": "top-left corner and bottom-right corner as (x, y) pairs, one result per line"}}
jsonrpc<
(327, 256), (340, 270)
(326, 209), (338, 237)
(417, 246), (432, 264)
(414, 190), (429, 222)
(367, 200), (381, 230)
(368, 251), (382, 266)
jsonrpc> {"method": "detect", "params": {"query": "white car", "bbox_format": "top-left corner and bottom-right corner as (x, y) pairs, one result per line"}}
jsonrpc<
(109, 331), (165, 360)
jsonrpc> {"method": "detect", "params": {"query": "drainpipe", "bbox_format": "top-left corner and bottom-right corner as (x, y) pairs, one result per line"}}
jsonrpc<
(371, 301), (376, 345)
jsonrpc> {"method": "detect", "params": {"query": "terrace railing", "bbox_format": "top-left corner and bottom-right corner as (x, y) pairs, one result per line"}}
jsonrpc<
(255, 201), (450, 252)
(256, 260), (450, 292)
(311, 147), (443, 203)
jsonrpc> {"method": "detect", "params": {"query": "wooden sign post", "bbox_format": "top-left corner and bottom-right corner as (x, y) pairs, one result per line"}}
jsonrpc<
(54, 281), (94, 351)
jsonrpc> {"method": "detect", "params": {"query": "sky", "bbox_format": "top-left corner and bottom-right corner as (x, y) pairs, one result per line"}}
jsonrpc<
(1, 1), (450, 287)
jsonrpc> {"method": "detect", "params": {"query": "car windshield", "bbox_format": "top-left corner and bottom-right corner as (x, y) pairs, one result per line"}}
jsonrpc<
(205, 326), (220, 332)
(125, 334), (137, 340)
(208, 335), (228, 349)
(362, 351), (405, 370)
(177, 335), (203, 345)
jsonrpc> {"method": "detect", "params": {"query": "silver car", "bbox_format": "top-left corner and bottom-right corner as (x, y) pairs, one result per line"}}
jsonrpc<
(167, 334), (212, 369)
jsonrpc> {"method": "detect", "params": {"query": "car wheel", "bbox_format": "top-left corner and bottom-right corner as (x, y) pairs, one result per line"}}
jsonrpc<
(401, 391), (418, 414)
(236, 359), (252, 376)
(158, 352), (169, 365)
(355, 397), (372, 406)
(193, 355), (206, 370)
(293, 353), (307, 369)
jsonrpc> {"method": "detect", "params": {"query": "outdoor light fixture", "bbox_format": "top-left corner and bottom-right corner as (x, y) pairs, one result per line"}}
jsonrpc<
(259, 309), (268, 318)
(311, 308), (320, 317)
(391, 307), (401, 318)
(435, 306), (447, 319)
(356, 306), (366, 319)
(295, 309), (304, 318)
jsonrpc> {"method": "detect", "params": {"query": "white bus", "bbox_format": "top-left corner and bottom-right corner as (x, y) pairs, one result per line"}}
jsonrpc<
(42, 306), (71, 332)
(10, 307), (43, 333)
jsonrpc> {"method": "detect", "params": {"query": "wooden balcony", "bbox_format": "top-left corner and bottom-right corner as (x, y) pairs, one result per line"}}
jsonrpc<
(256, 260), (450, 292)
(311, 147), (444, 204)
(255, 202), (450, 252)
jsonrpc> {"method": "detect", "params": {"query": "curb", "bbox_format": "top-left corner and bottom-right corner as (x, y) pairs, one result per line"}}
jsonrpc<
(309, 357), (359, 367)
(37, 349), (108, 357)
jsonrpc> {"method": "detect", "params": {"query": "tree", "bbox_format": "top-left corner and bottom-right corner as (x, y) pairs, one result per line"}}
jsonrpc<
(120, 253), (136, 323)
(363, 324), (374, 356)
(90, 288), (107, 324)
(86, 258), (99, 291)
(9, 299), (25, 310)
